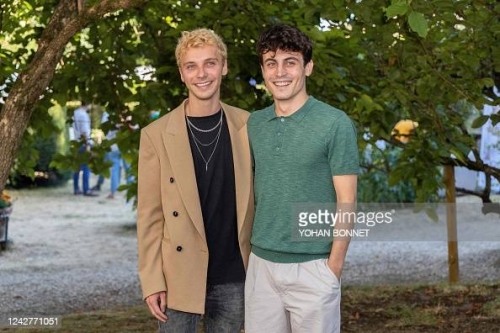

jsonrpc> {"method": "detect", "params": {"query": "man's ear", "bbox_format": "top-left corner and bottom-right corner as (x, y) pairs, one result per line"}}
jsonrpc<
(222, 59), (228, 76)
(305, 60), (314, 77)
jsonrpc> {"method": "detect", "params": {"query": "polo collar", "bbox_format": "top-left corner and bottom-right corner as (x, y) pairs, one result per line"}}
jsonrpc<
(264, 96), (316, 122)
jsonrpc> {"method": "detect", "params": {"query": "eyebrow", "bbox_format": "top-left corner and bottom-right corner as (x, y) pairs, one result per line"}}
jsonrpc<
(263, 56), (300, 63)
(183, 58), (219, 65)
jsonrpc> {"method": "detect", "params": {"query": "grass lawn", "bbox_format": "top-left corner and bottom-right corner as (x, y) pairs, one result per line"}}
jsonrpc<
(342, 283), (500, 332)
(1, 283), (499, 333)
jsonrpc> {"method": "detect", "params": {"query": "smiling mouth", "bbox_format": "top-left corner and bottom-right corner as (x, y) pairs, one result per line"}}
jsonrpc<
(195, 81), (212, 87)
(273, 81), (291, 87)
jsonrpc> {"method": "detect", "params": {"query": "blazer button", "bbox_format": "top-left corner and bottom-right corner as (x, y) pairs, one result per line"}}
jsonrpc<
(173, 211), (178, 217)
(170, 177), (174, 183)
(176, 246), (182, 252)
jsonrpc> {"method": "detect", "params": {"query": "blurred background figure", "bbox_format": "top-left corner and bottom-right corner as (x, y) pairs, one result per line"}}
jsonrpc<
(92, 111), (133, 199)
(72, 101), (98, 197)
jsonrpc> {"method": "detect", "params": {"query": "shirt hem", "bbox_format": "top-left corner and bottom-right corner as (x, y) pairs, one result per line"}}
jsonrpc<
(251, 246), (329, 263)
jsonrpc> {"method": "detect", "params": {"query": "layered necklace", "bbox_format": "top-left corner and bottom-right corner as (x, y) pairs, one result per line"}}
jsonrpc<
(186, 109), (223, 172)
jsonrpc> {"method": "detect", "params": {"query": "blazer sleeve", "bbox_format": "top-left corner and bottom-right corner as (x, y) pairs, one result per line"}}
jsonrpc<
(137, 129), (167, 299)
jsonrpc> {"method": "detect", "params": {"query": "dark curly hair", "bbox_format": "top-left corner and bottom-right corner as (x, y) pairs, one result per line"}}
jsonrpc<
(256, 24), (313, 66)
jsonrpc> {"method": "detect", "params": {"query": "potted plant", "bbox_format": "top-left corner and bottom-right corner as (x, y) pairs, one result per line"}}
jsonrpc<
(0, 191), (13, 250)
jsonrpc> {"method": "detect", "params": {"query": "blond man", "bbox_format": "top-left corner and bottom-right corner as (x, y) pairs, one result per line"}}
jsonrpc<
(137, 28), (254, 333)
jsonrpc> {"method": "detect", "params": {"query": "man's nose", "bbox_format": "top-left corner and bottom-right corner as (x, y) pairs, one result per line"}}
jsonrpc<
(197, 67), (207, 78)
(276, 64), (286, 77)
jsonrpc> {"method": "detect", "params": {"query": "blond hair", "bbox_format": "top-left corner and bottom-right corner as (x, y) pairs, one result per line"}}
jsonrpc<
(175, 28), (227, 66)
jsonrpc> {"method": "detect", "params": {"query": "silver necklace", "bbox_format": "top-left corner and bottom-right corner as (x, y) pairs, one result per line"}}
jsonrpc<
(186, 113), (224, 171)
(188, 123), (222, 147)
(186, 110), (223, 133)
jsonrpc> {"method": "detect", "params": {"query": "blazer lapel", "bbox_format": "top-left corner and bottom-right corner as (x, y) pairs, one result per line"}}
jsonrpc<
(162, 101), (206, 242)
(223, 103), (251, 237)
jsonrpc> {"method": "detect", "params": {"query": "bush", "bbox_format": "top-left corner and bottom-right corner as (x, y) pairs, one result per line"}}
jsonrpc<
(358, 144), (416, 203)
(8, 134), (71, 188)
(8, 103), (71, 189)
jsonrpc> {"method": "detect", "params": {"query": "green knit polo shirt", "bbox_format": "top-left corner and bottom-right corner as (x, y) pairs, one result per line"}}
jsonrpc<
(248, 96), (359, 263)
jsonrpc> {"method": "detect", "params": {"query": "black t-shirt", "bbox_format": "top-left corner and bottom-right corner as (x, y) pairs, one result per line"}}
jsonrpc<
(186, 110), (245, 285)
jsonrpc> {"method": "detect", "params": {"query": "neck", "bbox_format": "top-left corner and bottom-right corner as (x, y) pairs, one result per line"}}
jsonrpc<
(274, 93), (309, 117)
(185, 98), (221, 117)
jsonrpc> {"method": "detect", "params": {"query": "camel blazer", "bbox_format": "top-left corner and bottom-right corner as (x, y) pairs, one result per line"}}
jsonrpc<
(137, 100), (254, 314)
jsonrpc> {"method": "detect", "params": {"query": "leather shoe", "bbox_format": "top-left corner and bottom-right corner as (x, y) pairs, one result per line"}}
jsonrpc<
(74, 190), (83, 195)
(83, 191), (99, 197)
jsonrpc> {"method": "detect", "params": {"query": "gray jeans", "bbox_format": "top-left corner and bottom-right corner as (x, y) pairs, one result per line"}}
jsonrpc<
(158, 282), (244, 333)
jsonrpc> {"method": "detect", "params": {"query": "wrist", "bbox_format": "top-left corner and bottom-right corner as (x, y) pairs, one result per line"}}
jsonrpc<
(327, 258), (343, 278)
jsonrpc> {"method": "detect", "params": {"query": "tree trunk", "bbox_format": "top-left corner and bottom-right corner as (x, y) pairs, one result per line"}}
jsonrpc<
(0, 0), (146, 192)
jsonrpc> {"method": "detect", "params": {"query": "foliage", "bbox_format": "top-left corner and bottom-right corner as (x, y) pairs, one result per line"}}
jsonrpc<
(7, 103), (71, 188)
(359, 144), (416, 203)
(9, 133), (71, 188)
(1, 0), (500, 204)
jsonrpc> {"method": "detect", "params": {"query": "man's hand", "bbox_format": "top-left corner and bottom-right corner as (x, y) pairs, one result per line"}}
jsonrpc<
(145, 291), (168, 322)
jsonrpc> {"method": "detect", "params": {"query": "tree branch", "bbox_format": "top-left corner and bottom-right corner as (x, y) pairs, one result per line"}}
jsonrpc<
(0, 0), (147, 192)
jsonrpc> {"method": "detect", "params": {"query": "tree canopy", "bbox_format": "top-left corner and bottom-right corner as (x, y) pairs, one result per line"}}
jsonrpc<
(1, 0), (499, 205)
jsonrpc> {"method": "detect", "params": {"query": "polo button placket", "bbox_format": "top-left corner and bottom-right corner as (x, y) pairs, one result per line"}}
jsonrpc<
(275, 117), (286, 156)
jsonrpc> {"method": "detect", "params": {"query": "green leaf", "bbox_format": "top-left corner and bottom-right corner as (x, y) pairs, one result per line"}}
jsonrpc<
(408, 11), (429, 38)
(477, 77), (495, 87)
(455, 142), (472, 157)
(490, 114), (500, 126)
(425, 207), (439, 222)
(450, 147), (467, 164)
(386, 3), (410, 18)
(335, 93), (346, 103)
(234, 80), (243, 94)
(471, 115), (489, 128)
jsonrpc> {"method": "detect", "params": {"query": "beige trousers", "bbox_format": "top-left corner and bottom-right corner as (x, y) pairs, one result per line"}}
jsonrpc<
(245, 253), (341, 333)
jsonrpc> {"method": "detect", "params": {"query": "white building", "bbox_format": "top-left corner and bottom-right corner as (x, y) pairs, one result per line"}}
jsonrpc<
(457, 88), (500, 192)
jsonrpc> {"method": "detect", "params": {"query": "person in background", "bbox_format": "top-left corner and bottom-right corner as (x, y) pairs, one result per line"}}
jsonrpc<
(245, 24), (359, 333)
(91, 111), (133, 199)
(136, 28), (254, 333)
(72, 101), (98, 197)
(91, 174), (105, 192)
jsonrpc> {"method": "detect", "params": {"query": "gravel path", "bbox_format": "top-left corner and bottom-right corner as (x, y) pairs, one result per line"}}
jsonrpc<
(0, 181), (142, 318)
(0, 181), (499, 319)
